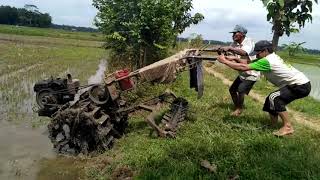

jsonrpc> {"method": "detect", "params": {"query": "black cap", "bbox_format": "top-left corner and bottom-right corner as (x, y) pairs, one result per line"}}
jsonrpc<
(249, 40), (273, 56)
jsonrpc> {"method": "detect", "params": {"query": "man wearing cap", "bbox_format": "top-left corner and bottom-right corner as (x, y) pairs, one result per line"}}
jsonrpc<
(220, 25), (260, 116)
(217, 40), (311, 136)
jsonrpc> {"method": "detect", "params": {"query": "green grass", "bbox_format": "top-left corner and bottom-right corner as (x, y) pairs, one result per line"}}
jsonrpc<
(87, 71), (320, 180)
(0, 24), (104, 41)
(278, 51), (320, 67)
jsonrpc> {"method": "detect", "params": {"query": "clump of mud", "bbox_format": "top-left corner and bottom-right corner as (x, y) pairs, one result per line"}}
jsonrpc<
(111, 166), (134, 180)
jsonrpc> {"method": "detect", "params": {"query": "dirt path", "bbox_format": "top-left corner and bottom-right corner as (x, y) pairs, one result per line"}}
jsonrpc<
(204, 65), (320, 132)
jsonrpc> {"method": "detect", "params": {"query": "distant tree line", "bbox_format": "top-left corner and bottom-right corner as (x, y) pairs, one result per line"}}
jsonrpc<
(178, 36), (320, 55)
(278, 45), (320, 55)
(0, 4), (99, 32)
(177, 37), (232, 46)
(0, 4), (51, 28)
(50, 24), (99, 32)
(303, 49), (320, 55)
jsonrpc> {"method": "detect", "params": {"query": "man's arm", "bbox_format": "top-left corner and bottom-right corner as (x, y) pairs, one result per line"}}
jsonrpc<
(225, 56), (250, 64)
(217, 55), (251, 71)
(220, 46), (248, 56)
(218, 55), (271, 72)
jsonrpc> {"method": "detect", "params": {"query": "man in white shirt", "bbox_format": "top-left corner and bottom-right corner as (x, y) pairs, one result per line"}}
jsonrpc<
(220, 25), (260, 116)
(217, 40), (311, 136)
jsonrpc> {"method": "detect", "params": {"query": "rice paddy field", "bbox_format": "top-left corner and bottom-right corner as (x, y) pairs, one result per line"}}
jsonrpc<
(1, 25), (320, 180)
(0, 26), (108, 180)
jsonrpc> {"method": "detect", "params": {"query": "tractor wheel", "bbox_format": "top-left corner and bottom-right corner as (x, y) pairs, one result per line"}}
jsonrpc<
(47, 103), (127, 154)
(36, 89), (58, 109)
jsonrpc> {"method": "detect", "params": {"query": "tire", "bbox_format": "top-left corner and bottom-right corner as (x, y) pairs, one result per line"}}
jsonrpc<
(36, 89), (58, 109)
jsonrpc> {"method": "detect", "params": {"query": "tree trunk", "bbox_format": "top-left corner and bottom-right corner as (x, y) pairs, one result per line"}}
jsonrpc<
(139, 47), (144, 68)
(272, 29), (280, 52)
(143, 47), (147, 66)
(271, 11), (283, 52)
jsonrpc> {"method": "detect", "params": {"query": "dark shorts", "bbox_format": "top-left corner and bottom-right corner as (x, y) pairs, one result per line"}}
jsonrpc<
(229, 76), (256, 95)
(263, 82), (311, 115)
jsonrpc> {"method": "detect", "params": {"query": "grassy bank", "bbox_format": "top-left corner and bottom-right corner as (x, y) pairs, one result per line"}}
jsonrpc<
(86, 70), (320, 179)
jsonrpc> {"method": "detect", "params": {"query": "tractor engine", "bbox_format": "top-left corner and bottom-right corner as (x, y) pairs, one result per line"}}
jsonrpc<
(34, 74), (80, 117)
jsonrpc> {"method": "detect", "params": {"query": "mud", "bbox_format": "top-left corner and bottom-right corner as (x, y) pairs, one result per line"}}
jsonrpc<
(36, 156), (88, 180)
(111, 166), (134, 180)
(0, 121), (55, 180)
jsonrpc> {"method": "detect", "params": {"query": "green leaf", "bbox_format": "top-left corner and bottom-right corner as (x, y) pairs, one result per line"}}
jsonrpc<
(289, 28), (299, 33)
(262, 0), (270, 6)
(306, 1), (313, 12)
(153, 43), (166, 49)
(278, 0), (285, 7)
(281, 16), (287, 21)
(301, 5), (308, 12)
(267, 14), (272, 21)
(307, 14), (313, 21)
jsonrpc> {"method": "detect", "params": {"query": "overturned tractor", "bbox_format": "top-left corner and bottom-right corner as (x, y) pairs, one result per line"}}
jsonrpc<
(34, 49), (217, 154)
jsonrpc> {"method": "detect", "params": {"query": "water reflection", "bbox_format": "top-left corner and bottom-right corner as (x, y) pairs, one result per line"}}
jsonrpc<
(293, 63), (320, 101)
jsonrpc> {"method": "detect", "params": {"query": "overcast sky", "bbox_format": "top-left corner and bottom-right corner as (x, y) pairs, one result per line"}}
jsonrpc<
(1, 0), (320, 49)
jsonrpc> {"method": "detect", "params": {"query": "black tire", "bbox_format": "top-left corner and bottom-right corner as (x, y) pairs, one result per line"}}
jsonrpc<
(36, 89), (58, 109)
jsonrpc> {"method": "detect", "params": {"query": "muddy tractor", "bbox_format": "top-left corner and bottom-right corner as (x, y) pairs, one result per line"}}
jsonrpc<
(34, 49), (218, 154)
(34, 74), (80, 116)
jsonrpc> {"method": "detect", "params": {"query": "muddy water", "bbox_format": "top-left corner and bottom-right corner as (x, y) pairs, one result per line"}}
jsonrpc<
(0, 76), (57, 179)
(0, 121), (55, 180)
(0, 60), (108, 179)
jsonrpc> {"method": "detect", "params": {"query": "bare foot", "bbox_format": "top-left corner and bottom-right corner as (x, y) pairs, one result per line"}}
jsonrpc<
(273, 126), (294, 136)
(230, 109), (242, 116)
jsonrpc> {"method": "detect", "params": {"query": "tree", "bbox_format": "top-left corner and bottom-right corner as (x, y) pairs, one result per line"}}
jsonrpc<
(0, 5), (51, 27)
(261, 0), (318, 50)
(24, 4), (40, 13)
(282, 41), (306, 56)
(93, 0), (204, 68)
(18, 5), (52, 27)
(188, 33), (204, 48)
(0, 6), (19, 25)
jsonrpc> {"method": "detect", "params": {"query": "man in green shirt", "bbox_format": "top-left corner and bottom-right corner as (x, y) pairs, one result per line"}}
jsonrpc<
(217, 40), (311, 136)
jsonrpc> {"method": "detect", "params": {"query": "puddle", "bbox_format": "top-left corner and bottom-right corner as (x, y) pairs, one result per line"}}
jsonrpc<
(0, 121), (55, 180)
